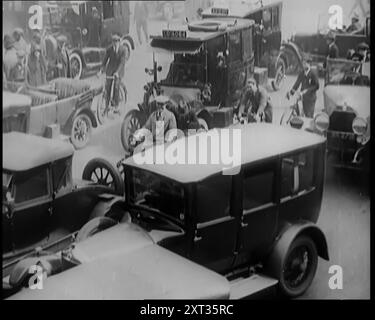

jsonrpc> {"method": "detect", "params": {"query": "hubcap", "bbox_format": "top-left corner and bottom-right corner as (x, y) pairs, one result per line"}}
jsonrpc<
(283, 246), (310, 289)
(74, 118), (88, 142)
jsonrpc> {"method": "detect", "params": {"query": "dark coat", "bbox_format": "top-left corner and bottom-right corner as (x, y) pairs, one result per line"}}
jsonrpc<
(101, 44), (126, 79)
(291, 68), (319, 102)
(328, 42), (339, 59)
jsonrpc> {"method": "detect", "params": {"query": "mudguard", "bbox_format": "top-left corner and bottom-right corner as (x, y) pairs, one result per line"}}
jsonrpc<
(280, 41), (303, 70)
(122, 35), (135, 50)
(9, 224), (230, 300)
(63, 107), (98, 135)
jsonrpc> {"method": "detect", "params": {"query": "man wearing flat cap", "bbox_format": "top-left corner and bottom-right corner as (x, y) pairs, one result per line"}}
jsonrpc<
(287, 54), (319, 118)
(99, 33), (127, 109)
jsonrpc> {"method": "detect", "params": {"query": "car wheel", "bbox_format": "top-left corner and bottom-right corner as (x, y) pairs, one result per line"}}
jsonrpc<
(121, 109), (145, 154)
(70, 113), (92, 150)
(75, 216), (117, 243)
(272, 58), (286, 91)
(70, 52), (83, 79)
(276, 236), (318, 298)
(82, 158), (124, 195)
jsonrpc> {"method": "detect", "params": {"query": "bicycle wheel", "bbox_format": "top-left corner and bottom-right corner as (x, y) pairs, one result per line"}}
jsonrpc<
(96, 92), (109, 125)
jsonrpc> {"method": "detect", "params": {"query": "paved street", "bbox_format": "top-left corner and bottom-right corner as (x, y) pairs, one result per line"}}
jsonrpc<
(71, 17), (370, 300)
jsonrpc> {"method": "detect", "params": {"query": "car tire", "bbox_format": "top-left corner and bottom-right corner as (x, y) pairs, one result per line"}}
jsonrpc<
(268, 235), (318, 298)
(121, 109), (145, 154)
(70, 113), (92, 150)
(82, 158), (124, 195)
(69, 52), (83, 80)
(75, 216), (118, 243)
(272, 58), (286, 91)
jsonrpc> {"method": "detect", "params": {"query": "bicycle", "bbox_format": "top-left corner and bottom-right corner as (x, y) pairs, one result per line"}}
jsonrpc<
(280, 91), (304, 126)
(96, 75), (127, 125)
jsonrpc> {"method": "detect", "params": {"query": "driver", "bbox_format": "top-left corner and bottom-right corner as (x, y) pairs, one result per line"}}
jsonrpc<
(238, 77), (273, 123)
(138, 95), (177, 143)
(351, 42), (370, 63)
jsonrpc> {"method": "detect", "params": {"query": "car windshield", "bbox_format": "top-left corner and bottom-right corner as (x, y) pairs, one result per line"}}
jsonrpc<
(129, 169), (186, 224)
(46, 5), (81, 28)
(162, 53), (205, 87)
(326, 60), (370, 86)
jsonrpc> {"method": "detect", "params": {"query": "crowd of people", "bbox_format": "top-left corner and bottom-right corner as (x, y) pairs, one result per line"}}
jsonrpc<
(3, 28), (71, 87)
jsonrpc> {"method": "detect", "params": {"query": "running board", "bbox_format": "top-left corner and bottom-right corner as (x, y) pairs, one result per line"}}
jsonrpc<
(229, 274), (278, 299)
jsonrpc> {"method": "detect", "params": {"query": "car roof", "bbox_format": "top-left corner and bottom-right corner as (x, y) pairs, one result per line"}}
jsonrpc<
(3, 132), (74, 172)
(150, 18), (254, 43)
(124, 124), (326, 184)
(202, 1), (282, 18)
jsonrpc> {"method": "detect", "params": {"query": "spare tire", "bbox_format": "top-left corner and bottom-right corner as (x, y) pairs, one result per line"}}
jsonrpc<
(75, 216), (117, 243)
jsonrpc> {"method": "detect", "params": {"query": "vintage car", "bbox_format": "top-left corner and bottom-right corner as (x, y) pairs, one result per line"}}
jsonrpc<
(7, 124), (329, 299)
(202, 1), (294, 90)
(3, 78), (98, 149)
(2, 132), (123, 291)
(120, 17), (255, 155)
(322, 58), (370, 170)
(286, 14), (370, 74)
(3, 1), (135, 80)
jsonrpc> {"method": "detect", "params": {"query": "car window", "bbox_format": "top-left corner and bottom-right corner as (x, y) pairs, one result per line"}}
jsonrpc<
(281, 150), (315, 198)
(242, 28), (252, 60)
(229, 32), (242, 62)
(262, 8), (272, 31)
(15, 168), (49, 203)
(52, 158), (72, 193)
(243, 169), (274, 211)
(197, 175), (232, 223)
(272, 6), (280, 30)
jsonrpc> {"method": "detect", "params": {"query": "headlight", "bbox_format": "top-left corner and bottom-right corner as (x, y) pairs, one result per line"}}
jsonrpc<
(352, 117), (367, 136)
(290, 116), (304, 129)
(82, 28), (88, 36)
(314, 112), (329, 133)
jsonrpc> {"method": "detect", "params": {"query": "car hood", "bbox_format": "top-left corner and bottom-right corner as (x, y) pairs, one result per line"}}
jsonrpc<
(9, 223), (230, 300)
(323, 85), (370, 119)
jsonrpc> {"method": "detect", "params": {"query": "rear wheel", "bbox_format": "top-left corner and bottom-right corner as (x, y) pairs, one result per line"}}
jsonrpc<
(70, 113), (92, 149)
(82, 158), (124, 195)
(121, 110), (145, 154)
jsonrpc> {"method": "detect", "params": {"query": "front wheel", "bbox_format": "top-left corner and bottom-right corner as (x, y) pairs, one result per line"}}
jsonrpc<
(69, 52), (83, 79)
(70, 113), (92, 149)
(121, 110), (145, 154)
(82, 158), (124, 195)
(272, 58), (286, 91)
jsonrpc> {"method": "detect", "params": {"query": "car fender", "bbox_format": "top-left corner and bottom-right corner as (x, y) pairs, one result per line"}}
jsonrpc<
(280, 41), (303, 70)
(121, 35), (135, 50)
(271, 220), (329, 264)
(89, 195), (125, 220)
(63, 107), (98, 135)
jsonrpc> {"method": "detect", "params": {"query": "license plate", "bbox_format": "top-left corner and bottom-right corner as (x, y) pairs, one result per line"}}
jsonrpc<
(329, 131), (355, 141)
(211, 7), (229, 15)
(162, 30), (187, 39)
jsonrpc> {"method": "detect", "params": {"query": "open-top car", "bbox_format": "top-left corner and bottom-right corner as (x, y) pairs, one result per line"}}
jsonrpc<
(286, 14), (370, 74)
(120, 17), (255, 155)
(2, 132), (123, 294)
(3, 78), (98, 149)
(7, 124), (329, 299)
(322, 58), (370, 170)
(202, 1), (293, 91)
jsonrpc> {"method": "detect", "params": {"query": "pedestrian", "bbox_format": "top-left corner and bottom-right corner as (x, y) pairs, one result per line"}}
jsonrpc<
(13, 28), (29, 57)
(287, 55), (319, 118)
(134, 1), (149, 45)
(324, 32), (339, 69)
(99, 34), (127, 110)
(53, 35), (71, 78)
(3, 34), (19, 82)
(238, 77), (273, 123)
(26, 43), (47, 87)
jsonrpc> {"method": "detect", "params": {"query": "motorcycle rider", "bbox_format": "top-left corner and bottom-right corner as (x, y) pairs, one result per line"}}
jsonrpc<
(237, 77), (273, 123)
(99, 33), (126, 111)
(287, 55), (319, 118)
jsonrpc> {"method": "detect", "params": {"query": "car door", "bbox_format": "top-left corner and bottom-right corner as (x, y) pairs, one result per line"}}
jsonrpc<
(4, 166), (52, 250)
(238, 160), (278, 264)
(189, 174), (239, 274)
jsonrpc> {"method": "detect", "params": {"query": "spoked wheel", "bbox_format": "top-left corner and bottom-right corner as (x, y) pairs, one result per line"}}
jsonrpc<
(121, 110), (145, 154)
(70, 52), (83, 79)
(96, 92), (108, 125)
(280, 236), (318, 297)
(82, 158), (124, 195)
(70, 113), (92, 150)
(272, 59), (286, 91)
(97, 83), (127, 125)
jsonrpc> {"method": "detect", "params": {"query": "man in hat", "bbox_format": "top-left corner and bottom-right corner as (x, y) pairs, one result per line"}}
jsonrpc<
(346, 13), (362, 34)
(52, 35), (70, 78)
(287, 55), (319, 118)
(86, 7), (102, 47)
(13, 28), (29, 57)
(326, 32), (339, 59)
(142, 95), (177, 143)
(238, 77), (273, 123)
(99, 33), (127, 109)
(350, 42), (370, 62)
(3, 34), (19, 82)
(26, 43), (47, 87)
